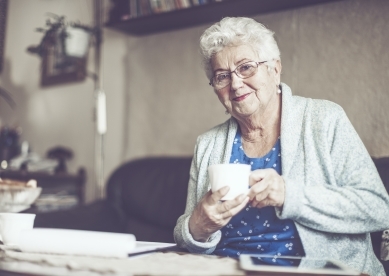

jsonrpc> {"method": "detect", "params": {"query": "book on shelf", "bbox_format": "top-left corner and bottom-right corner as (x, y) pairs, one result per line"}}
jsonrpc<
(139, 0), (153, 15)
(129, 0), (138, 18)
(162, 0), (177, 12)
(181, 0), (191, 8)
(149, 0), (163, 13)
(112, 0), (226, 22)
(128, 0), (188, 17)
(174, 0), (183, 8)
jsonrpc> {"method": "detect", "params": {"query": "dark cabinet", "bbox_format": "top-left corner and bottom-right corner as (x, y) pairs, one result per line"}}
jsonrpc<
(0, 168), (86, 213)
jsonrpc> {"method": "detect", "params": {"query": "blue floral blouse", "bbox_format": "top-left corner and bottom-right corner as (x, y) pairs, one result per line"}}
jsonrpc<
(213, 129), (305, 266)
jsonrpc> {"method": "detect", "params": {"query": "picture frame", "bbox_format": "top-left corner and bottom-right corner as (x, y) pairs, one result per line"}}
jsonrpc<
(0, 0), (8, 74)
(40, 27), (87, 87)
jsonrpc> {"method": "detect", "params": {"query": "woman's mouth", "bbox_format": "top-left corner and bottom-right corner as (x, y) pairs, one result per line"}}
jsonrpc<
(233, 93), (251, 102)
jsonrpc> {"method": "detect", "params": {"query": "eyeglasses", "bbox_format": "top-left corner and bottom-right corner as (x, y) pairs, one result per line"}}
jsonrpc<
(209, 60), (268, 89)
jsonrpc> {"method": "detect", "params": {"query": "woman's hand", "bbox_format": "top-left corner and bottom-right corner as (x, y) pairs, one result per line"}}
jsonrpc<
(188, 186), (249, 242)
(248, 169), (285, 208)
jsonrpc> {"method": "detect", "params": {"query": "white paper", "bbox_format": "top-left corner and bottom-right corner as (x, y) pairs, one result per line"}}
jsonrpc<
(18, 228), (136, 258)
(129, 241), (175, 255)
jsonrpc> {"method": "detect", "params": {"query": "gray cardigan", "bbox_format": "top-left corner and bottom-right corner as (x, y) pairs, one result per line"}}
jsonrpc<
(174, 83), (389, 275)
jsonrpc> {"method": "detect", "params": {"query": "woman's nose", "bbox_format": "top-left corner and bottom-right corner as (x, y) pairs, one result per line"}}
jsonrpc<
(230, 72), (244, 90)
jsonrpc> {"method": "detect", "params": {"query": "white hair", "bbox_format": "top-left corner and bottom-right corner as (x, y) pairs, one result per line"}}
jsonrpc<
(199, 17), (281, 80)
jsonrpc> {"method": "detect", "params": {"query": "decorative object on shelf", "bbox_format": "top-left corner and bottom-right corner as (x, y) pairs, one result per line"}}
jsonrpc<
(0, 0), (7, 74)
(27, 14), (93, 87)
(8, 142), (60, 173)
(46, 146), (73, 174)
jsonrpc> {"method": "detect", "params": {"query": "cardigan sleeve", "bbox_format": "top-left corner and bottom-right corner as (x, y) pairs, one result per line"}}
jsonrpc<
(277, 104), (389, 234)
(173, 137), (221, 254)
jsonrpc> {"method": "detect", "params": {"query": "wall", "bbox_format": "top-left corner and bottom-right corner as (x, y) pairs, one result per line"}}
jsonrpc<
(1, 0), (388, 202)
(0, 0), (128, 202)
(123, 0), (389, 162)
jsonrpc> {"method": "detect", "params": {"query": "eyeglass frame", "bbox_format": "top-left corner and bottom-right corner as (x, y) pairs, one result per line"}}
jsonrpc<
(209, 60), (268, 89)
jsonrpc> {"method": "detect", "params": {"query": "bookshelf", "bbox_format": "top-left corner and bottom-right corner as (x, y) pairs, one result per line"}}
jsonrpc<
(106, 0), (343, 36)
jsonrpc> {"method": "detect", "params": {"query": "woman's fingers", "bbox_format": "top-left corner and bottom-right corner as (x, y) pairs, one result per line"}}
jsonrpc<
(250, 187), (271, 208)
(189, 186), (246, 241)
(248, 169), (285, 208)
(207, 186), (230, 205)
(217, 193), (248, 212)
(248, 179), (268, 201)
(220, 195), (250, 219)
(249, 169), (270, 186)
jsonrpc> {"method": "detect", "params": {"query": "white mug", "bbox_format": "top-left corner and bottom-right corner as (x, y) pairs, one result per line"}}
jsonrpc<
(0, 213), (36, 246)
(208, 164), (251, 201)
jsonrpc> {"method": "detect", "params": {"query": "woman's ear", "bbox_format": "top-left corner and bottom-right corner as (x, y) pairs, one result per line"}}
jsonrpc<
(274, 60), (282, 84)
(275, 60), (282, 76)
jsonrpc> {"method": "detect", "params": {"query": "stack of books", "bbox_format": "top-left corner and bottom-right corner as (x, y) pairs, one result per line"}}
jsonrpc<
(113, 0), (226, 21)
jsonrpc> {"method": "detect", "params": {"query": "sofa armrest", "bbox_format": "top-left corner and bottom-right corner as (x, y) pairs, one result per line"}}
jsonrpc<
(33, 200), (126, 233)
(371, 157), (389, 275)
(371, 231), (383, 258)
(372, 157), (389, 193)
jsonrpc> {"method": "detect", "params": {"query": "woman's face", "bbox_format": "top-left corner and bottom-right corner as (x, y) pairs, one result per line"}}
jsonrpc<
(210, 44), (281, 120)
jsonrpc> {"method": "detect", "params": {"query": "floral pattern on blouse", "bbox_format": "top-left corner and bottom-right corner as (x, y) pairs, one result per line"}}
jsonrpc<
(213, 129), (305, 266)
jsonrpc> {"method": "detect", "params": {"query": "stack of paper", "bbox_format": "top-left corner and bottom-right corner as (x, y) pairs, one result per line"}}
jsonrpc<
(18, 228), (136, 258)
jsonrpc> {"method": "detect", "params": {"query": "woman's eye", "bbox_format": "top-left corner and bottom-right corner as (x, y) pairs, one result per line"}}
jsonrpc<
(239, 64), (253, 72)
(216, 73), (229, 82)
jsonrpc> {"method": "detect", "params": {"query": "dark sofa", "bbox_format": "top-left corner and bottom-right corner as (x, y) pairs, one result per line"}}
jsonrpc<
(34, 157), (192, 242)
(34, 156), (389, 273)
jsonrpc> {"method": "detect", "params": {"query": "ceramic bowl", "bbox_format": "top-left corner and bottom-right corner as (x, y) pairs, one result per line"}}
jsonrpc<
(0, 185), (42, 213)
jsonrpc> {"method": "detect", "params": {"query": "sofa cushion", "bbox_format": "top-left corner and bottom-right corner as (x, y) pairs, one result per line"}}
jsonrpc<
(106, 157), (192, 230)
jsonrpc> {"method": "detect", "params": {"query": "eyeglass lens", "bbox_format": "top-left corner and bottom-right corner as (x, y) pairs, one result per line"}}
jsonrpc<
(211, 61), (261, 89)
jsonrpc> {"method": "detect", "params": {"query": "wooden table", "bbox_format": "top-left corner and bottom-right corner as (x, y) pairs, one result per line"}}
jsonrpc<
(0, 249), (367, 276)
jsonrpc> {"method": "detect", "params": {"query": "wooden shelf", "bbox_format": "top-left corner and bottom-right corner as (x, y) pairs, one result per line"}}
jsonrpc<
(106, 0), (342, 36)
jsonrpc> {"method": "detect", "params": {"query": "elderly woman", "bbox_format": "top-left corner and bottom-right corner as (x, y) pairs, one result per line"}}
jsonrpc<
(173, 17), (389, 275)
